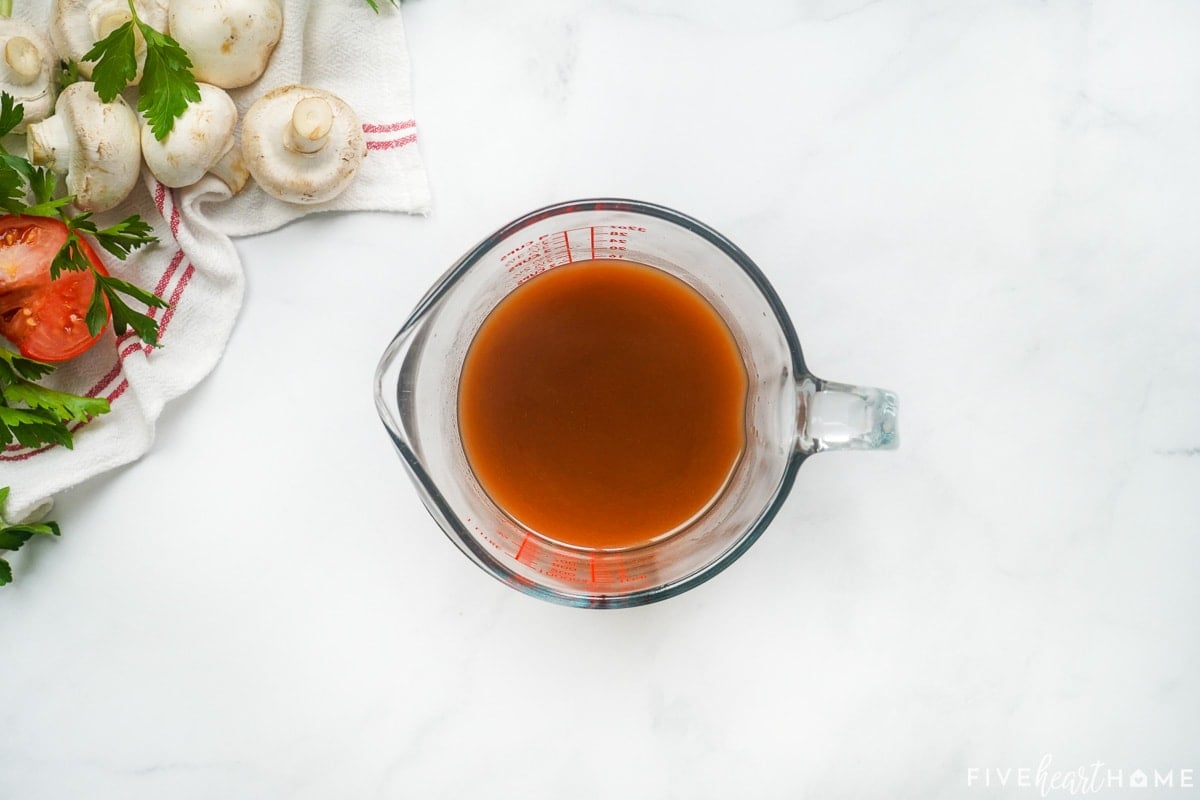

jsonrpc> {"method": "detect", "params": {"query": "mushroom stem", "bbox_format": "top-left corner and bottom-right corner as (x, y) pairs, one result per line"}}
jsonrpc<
(26, 115), (72, 173)
(243, 85), (367, 205)
(210, 143), (250, 195)
(4, 36), (42, 85)
(286, 97), (334, 155)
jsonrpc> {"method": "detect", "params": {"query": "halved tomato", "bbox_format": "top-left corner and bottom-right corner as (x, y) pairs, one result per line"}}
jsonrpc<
(0, 216), (109, 363)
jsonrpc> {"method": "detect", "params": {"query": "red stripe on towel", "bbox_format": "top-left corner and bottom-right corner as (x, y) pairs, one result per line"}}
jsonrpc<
(362, 120), (416, 133)
(366, 134), (418, 151)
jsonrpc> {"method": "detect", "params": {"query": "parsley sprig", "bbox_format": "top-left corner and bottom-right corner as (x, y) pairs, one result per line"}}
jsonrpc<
(0, 487), (63, 587)
(49, 213), (166, 344)
(365, 0), (399, 11)
(82, 0), (201, 141)
(0, 349), (110, 452)
(0, 88), (160, 588)
(0, 92), (165, 345)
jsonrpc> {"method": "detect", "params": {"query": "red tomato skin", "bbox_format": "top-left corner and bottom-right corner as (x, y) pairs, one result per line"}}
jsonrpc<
(0, 216), (110, 363)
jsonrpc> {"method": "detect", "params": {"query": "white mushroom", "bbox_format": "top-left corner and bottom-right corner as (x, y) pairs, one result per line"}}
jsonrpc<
(0, 20), (57, 132)
(26, 82), (141, 213)
(242, 85), (367, 205)
(168, 0), (283, 89)
(140, 82), (248, 192)
(52, 0), (168, 84)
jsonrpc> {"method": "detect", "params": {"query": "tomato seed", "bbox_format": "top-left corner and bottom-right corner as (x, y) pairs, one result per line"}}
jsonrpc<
(0, 226), (39, 247)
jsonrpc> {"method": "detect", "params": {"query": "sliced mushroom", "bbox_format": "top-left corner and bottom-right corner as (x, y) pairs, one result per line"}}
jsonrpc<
(52, 0), (169, 84)
(168, 0), (283, 89)
(0, 20), (57, 132)
(26, 82), (142, 213)
(140, 82), (247, 192)
(242, 85), (367, 205)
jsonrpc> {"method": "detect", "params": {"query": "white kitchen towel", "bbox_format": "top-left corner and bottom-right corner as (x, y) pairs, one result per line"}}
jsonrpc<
(0, 0), (431, 522)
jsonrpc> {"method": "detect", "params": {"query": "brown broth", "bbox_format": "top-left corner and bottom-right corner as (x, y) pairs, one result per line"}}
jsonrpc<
(458, 259), (747, 550)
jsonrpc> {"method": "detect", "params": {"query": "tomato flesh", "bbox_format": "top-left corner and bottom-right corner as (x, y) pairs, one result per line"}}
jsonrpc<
(0, 216), (109, 363)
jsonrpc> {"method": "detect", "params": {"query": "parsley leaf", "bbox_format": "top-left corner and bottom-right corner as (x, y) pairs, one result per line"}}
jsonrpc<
(28, 167), (60, 206)
(0, 520), (62, 553)
(0, 349), (111, 453)
(0, 159), (26, 215)
(2, 382), (111, 423)
(98, 275), (169, 344)
(88, 215), (158, 260)
(20, 166), (74, 217)
(0, 406), (74, 449)
(136, 23), (201, 141)
(86, 278), (109, 336)
(83, 19), (139, 103)
(0, 350), (54, 383)
(19, 196), (74, 218)
(0, 92), (23, 138)
(48, 228), (94, 280)
(0, 486), (63, 587)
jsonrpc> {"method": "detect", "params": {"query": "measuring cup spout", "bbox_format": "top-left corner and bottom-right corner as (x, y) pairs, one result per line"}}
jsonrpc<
(374, 321), (427, 454)
(375, 333), (403, 448)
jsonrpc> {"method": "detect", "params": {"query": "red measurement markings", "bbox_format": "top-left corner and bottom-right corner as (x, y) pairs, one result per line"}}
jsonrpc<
(545, 556), (581, 581)
(593, 224), (645, 259)
(515, 533), (535, 564)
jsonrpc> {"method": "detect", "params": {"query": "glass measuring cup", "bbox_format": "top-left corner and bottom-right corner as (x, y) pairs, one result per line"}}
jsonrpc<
(374, 199), (898, 608)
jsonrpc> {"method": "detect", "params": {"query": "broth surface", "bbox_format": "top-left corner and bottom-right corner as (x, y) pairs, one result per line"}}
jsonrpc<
(459, 259), (747, 549)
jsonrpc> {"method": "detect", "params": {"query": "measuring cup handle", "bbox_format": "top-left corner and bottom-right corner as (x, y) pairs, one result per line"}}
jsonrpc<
(796, 377), (899, 455)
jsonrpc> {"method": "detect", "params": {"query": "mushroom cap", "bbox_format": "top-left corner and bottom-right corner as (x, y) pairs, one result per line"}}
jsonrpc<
(141, 82), (238, 187)
(0, 21), (57, 132)
(52, 0), (169, 83)
(242, 85), (367, 205)
(53, 82), (142, 213)
(168, 0), (283, 89)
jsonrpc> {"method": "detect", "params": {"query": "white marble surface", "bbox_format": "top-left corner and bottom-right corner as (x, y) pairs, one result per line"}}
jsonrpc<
(3, 0), (1199, 797)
